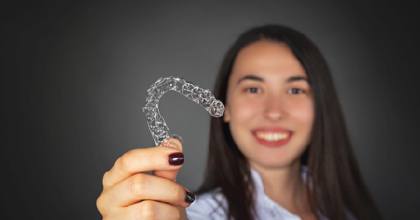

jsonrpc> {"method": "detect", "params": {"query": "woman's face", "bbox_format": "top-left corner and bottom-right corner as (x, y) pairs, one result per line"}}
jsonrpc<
(224, 40), (314, 170)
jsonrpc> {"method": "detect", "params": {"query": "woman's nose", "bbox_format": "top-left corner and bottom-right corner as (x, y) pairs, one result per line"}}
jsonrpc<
(264, 95), (287, 120)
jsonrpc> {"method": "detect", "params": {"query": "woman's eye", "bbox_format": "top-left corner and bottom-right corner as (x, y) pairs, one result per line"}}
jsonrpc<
(245, 87), (261, 94)
(288, 88), (305, 95)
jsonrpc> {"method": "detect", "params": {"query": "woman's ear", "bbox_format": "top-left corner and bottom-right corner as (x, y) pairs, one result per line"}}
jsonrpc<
(223, 105), (230, 122)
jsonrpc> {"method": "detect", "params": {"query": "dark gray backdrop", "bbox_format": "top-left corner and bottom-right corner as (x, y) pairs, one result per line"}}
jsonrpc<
(2, 1), (419, 219)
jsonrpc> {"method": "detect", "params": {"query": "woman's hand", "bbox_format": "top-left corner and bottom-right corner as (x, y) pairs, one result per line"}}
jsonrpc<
(96, 138), (194, 220)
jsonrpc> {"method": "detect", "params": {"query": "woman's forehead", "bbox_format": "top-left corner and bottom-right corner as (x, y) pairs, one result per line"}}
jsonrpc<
(230, 41), (306, 82)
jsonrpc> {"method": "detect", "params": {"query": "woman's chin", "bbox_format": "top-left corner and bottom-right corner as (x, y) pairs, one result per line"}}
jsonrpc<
(249, 156), (298, 171)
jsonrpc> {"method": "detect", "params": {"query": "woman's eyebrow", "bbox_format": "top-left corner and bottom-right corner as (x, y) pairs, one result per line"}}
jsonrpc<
(286, 75), (308, 83)
(236, 74), (308, 85)
(236, 74), (264, 85)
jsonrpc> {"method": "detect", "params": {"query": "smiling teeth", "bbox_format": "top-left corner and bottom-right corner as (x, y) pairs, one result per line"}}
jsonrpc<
(256, 132), (289, 141)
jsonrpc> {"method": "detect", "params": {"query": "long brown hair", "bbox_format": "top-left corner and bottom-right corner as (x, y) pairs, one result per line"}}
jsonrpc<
(197, 24), (381, 220)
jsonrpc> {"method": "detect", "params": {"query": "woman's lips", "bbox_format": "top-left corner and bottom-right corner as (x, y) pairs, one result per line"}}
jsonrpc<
(251, 128), (293, 147)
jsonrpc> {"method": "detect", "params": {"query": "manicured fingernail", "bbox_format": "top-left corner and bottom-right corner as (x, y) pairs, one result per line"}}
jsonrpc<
(185, 190), (195, 204)
(168, 152), (184, 165)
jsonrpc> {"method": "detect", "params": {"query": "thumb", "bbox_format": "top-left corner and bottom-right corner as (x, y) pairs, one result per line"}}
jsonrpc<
(154, 136), (184, 181)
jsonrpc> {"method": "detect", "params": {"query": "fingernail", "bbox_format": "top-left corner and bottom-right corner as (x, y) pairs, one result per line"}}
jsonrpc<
(185, 190), (195, 204)
(168, 152), (184, 165)
(171, 134), (183, 143)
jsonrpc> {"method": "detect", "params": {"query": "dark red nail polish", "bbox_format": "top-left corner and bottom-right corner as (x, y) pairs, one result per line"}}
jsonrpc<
(168, 152), (184, 165)
(185, 190), (195, 204)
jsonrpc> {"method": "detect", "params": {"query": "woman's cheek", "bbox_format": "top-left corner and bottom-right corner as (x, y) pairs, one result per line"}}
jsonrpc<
(292, 99), (314, 127)
(232, 98), (261, 119)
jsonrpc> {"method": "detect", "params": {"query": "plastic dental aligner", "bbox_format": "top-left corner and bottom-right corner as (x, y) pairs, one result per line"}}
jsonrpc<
(142, 76), (225, 146)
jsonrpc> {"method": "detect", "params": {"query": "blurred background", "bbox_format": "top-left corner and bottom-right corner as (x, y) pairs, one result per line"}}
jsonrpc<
(2, 1), (419, 219)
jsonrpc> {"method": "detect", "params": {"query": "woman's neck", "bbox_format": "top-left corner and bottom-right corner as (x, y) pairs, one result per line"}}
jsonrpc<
(251, 161), (311, 215)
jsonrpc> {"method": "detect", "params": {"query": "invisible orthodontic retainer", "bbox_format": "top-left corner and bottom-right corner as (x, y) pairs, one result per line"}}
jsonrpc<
(142, 76), (225, 146)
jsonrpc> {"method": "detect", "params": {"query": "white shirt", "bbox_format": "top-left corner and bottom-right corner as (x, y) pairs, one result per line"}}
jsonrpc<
(186, 167), (329, 220)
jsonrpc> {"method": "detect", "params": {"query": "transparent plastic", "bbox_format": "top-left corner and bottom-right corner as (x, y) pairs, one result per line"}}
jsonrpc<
(142, 76), (224, 145)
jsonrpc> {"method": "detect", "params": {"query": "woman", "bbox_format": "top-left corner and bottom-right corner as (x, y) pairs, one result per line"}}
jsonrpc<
(96, 24), (382, 220)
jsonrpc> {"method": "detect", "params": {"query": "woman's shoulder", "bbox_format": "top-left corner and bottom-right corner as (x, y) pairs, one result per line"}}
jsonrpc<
(186, 188), (227, 219)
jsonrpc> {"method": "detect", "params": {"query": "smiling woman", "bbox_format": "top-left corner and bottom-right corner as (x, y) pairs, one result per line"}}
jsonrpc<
(96, 24), (382, 220)
(187, 25), (382, 220)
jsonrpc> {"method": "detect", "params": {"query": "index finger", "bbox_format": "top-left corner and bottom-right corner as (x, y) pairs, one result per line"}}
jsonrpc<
(103, 141), (183, 188)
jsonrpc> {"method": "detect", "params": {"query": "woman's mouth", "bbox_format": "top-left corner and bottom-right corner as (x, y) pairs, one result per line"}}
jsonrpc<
(252, 128), (292, 147)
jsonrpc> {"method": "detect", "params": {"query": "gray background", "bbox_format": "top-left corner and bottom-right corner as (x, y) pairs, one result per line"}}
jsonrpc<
(2, 1), (419, 219)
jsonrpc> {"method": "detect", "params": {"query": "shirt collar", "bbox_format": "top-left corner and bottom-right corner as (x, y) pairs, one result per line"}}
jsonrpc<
(249, 166), (312, 219)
